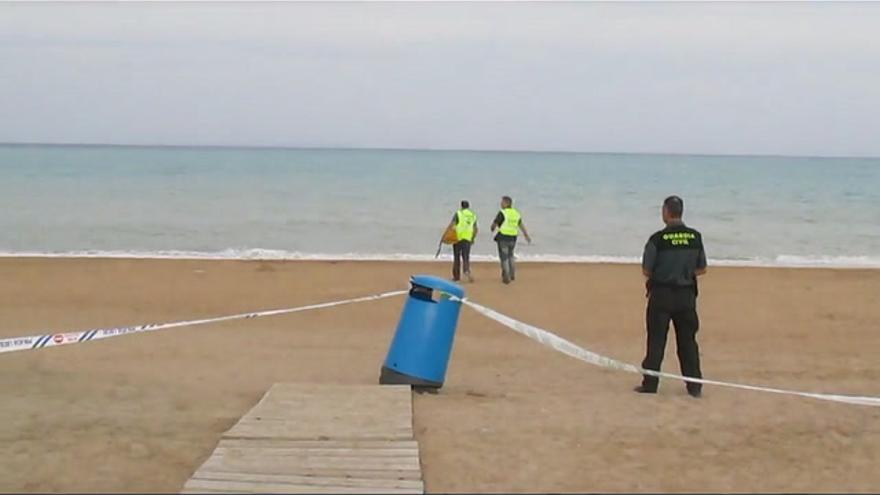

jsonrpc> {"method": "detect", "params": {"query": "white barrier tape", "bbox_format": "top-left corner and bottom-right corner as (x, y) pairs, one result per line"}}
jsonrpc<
(0, 290), (407, 355)
(4, 286), (878, 408)
(460, 298), (880, 408)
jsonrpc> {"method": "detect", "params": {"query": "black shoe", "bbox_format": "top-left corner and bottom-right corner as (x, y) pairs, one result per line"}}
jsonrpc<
(633, 385), (657, 394)
(687, 388), (702, 399)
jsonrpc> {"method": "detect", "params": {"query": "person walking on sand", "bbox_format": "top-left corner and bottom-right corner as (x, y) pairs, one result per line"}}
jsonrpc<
(446, 200), (478, 282)
(635, 195), (707, 398)
(490, 196), (531, 284)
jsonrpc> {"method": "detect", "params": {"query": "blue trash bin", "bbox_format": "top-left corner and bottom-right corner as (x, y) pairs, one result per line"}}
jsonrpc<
(379, 275), (465, 389)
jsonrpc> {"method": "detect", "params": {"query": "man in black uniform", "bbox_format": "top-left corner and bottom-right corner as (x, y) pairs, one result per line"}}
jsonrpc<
(636, 195), (707, 398)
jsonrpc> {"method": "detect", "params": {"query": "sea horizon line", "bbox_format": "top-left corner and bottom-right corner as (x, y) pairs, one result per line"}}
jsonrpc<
(1, 141), (876, 161)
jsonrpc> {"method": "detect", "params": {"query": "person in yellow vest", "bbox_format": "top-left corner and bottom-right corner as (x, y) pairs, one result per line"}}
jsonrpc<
(490, 196), (532, 284)
(445, 200), (478, 282)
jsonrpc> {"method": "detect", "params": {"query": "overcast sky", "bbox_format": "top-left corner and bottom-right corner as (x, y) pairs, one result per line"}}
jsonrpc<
(1, 2), (878, 157)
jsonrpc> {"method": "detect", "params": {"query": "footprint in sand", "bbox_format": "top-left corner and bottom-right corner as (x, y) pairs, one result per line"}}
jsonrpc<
(465, 390), (507, 399)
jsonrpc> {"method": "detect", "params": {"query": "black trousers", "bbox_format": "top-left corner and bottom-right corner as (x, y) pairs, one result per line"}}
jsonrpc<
(452, 240), (472, 280)
(641, 286), (702, 393)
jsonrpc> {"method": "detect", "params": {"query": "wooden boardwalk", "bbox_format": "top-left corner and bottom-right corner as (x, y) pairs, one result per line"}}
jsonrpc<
(181, 384), (423, 494)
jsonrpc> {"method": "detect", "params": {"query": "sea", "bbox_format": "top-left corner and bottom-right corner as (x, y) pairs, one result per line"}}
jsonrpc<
(1, 144), (878, 268)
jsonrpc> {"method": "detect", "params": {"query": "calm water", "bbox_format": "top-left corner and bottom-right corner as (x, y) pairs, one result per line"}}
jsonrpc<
(1, 144), (878, 267)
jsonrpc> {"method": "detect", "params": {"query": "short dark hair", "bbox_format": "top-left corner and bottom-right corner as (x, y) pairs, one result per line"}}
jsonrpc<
(461, 200), (469, 208)
(663, 195), (684, 217)
(502, 196), (513, 205)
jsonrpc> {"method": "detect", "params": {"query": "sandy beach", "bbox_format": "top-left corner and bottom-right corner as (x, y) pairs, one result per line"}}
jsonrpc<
(0, 258), (879, 493)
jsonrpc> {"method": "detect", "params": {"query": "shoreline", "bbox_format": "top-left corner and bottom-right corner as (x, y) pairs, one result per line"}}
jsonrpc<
(1, 253), (879, 270)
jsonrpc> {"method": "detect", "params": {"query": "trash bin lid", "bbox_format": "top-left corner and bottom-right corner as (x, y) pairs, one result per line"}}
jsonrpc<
(410, 274), (465, 298)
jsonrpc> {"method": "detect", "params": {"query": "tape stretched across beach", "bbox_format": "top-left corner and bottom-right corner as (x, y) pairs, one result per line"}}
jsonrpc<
(457, 297), (880, 408)
(1, 288), (878, 408)
(0, 290), (407, 355)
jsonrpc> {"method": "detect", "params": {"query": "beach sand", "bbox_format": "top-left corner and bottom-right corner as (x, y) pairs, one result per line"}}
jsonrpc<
(1, 258), (879, 493)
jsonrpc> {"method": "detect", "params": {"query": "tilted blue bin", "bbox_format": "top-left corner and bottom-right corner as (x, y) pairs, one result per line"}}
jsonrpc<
(379, 275), (465, 389)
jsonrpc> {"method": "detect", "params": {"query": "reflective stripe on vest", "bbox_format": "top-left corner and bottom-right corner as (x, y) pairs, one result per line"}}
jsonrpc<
(455, 209), (477, 242)
(499, 208), (521, 236)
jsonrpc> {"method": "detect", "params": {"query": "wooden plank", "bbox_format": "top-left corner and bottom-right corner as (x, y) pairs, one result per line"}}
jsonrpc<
(216, 439), (419, 450)
(256, 391), (411, 404)
(225, 424), (413, 438)
(213, 446), (420, 458)
(251, 398), (411, 415)
(244, 408), (411, 422)
(193, 470), (424, 490)
(222, 433), (414, 442)
(181, 489), (252, 494)
(234, 418), (412, 430)
(223, 426), (413, 441)
(186, 478), (421, 494)
(266, 383), (412, 398)
(237, 413), (412, 426)
(247, 394), (410, 406)
(223, 425), (413, 440)
(197, 459), (421, 481)
(204, 456), (420, 472)
(238, 405), (411, 424)
(252, 394), (412, 408)
(229, 418), (412, 430)
(245, 405), (411, 420)
(208, 450), (419, 466)
(196, 468), (421, 483)
(249, 390), (411, 404)
(203, 453), (420, 471)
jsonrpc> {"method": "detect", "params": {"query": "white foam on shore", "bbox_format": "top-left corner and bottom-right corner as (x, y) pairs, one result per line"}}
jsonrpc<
(0, 249), (615, 264)
(0, 249), (879, 269)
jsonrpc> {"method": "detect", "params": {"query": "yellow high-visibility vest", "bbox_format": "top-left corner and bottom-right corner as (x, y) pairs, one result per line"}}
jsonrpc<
(455, 209), (477, 242)
(499, 208), (521, 236)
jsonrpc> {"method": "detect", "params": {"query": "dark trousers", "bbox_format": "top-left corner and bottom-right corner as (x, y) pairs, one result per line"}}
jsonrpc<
(496, 238), (516, 282)
(641, 286), (702, 393)
(452, 240), (472, 281)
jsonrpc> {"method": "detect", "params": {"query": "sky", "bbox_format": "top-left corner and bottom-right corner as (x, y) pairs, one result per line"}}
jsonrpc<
(1, 2), (878, 157)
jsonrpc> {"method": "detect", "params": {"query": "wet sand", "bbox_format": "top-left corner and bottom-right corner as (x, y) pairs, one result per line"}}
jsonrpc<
(0, 258), (878, 493)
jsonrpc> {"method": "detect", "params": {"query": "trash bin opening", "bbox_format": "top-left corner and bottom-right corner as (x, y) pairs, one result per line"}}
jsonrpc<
(409, 283), (440, 303)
